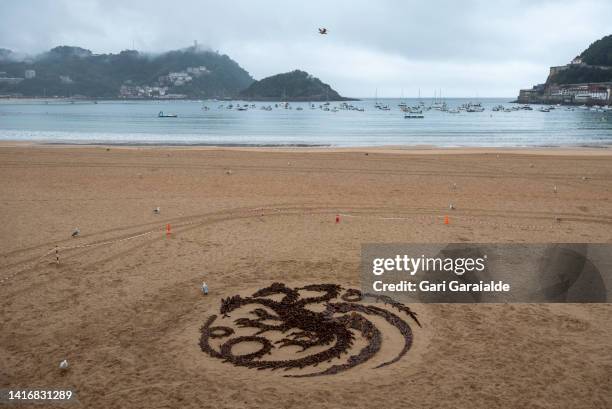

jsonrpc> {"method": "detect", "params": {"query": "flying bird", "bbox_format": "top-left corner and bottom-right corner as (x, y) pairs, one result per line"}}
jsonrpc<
(71, 228), (80, 237)
(318, 28), (328, 35)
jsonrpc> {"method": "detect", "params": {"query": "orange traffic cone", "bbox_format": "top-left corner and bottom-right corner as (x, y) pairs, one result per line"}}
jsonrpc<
(166, 223), (172, 235)
(444, 215), (449, 225)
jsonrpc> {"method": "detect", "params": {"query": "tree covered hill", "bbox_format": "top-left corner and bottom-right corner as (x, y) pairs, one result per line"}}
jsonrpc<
(580, 34), (612, 66)
(0, 45), (254, 98)
(551, 65), (612, 84)
(549, 34), (612, 85)
(239, 70), (352, 101)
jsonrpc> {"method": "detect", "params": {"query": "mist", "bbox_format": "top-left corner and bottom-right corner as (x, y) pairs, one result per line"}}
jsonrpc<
(1, 0), (610, 97)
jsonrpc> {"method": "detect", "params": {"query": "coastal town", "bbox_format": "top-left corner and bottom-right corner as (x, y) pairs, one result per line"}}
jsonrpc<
(0, 69), (36, 85)
(0, 65), (212, 100)
(119, 65), (211, 99)
(518, 55), (612, 105)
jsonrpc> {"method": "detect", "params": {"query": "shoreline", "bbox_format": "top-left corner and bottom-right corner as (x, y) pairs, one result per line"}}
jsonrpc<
(0, 96), (514, 101)
(1, 140), (611, 155)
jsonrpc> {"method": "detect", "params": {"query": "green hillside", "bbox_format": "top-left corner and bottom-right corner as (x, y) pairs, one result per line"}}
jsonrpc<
(239, 70), (351, 101)
(551, 65), (612, 84)
(580, 34), (612, 66)
(0, 46), (254, 98)
(549, 34), (612, 85)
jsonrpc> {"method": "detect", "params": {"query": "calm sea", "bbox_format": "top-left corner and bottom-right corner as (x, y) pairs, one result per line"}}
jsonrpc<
(0, 98), (611, 147)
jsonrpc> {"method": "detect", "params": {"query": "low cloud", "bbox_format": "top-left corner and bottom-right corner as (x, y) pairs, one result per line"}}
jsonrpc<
(1, 0), (610, 96)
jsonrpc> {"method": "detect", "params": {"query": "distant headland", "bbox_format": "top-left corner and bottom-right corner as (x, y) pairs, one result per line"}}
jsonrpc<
(516, 34), (612, 105)
(0, 45), (351, 101)
(239, 70), (354, 101)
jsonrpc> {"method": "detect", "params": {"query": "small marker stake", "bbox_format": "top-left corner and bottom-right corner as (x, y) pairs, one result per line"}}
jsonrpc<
(55, 246), (59, 265)
(444, 215), (450, 225)
(166, 223), (171, 235)
(335, 214), (340, 224)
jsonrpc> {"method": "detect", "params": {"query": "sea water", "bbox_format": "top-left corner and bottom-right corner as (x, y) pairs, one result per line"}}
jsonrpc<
(0, 98), (610, 147)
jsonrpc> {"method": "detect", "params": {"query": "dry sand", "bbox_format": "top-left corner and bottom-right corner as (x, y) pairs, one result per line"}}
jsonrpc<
(0, 145), (611, 409)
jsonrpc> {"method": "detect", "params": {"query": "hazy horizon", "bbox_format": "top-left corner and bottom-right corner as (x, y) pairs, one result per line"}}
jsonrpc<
(1, 0), (611, 98)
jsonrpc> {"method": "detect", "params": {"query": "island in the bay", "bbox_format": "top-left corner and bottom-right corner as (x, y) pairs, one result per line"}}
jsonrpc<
(516, 34), (612, 105)
(0, 44), (352, 101)
(239, 70), (353, 101)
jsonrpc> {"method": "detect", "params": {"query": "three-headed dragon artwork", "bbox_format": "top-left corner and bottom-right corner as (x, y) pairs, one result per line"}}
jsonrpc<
(199, 283), (421, 377)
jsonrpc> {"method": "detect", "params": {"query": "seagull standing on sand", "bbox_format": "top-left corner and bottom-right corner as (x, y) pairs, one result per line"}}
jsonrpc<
(71, 228), (80, 238)
(449, 204), (455, 210)
(59, 359), (69, 370)
(201, 282), (209, 295)
(154, 207), (160, 214)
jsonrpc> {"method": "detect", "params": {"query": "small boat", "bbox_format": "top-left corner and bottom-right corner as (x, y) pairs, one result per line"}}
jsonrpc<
(466, 105), (484, 112)
(158, 111), (177, 118)
(404, 114), (424, 119)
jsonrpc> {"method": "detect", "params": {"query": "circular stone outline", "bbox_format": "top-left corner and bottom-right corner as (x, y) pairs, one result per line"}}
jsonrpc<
(220, 336), (273, 361)
(341, 289), (363, 302)
(208, 326), (235, 339)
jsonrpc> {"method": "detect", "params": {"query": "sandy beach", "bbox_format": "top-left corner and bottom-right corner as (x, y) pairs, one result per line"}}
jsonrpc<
(1, 144), (611, 409)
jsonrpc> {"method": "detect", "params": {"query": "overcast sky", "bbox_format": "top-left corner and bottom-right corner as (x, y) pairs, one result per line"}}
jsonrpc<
(1, 0), (611, 97)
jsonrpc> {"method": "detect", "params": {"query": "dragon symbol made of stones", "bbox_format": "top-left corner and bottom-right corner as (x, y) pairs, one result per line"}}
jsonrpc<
(199, 283), (421, 377)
